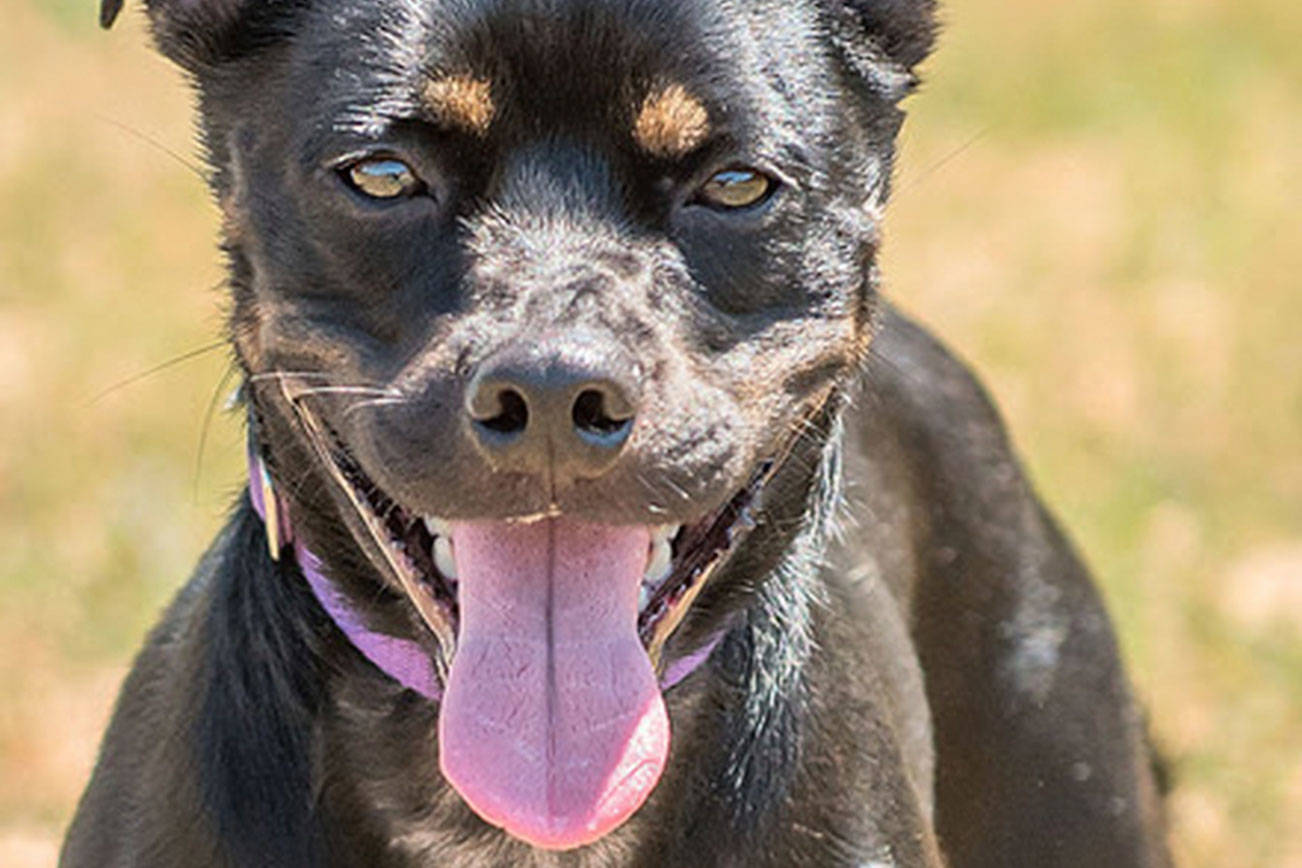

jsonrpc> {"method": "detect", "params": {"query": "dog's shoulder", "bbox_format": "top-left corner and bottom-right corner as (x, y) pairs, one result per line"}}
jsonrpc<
(60, 527), (226, 866)
(61, 508), (328, 868)
(845, 306), (1171, 866)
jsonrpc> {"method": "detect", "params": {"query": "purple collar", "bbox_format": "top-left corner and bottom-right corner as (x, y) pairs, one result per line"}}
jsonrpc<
(247, 444), (725, 700)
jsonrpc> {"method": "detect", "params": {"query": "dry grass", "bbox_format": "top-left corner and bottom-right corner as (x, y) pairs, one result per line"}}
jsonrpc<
(1, 0), (1298, 863)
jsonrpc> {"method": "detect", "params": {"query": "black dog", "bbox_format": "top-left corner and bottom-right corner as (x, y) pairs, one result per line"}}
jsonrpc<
(65, 0), (1171, 864)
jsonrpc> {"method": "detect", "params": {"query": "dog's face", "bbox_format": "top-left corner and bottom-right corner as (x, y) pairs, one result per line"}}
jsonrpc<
(108, 0), (932, 850)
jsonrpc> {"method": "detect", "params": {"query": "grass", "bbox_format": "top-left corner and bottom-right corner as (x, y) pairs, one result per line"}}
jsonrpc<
(1, 0), (1299, 864)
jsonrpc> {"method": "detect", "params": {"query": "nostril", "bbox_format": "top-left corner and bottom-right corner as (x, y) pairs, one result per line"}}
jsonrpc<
(572, 388), (633, 445)
(476, 388), (529, 435)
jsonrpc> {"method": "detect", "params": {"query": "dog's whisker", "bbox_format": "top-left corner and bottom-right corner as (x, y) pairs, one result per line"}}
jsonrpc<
(248, 370), (336, 383)
(341, 397), (408, 420)
(88, 340), (228, 405)
(663, 478), (694, 507)
(246, 372), (401, 408)
(248, 370), (392, 391)
(193, 363), (240, 502)
(291, 385), (399, 400)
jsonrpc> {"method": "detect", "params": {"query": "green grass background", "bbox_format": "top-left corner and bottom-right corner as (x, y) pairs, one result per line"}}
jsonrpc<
(1, 0), (1298, 863)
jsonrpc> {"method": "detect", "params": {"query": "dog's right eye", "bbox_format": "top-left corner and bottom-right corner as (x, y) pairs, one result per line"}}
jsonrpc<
(694, 167), (776, 211)
(342, 158), (426, 200)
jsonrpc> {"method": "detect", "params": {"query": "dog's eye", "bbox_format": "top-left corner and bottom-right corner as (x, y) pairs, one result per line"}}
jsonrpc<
(343, 158), (425, 200)
(695, 168), (775, 210)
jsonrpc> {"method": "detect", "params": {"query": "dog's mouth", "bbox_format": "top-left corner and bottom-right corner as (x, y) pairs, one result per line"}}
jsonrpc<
(301, 410), (771, 679)
(283, 390), (783, 851)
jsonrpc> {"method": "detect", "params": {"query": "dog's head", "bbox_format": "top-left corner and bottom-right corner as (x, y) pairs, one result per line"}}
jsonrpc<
(107, 0), (934, 850)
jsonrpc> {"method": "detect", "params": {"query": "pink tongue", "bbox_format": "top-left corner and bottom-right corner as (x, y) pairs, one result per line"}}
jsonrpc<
(438, 518), (669, 851)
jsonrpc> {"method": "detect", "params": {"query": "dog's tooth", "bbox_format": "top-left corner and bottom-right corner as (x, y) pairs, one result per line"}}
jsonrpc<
(424, 516), (453, 538)
(644, 538), (672, 586)
(651, 524), (682, 543)
(639, 584), (653, 612)
(737, 506), (757, 531)
(433, 536), (458, 580)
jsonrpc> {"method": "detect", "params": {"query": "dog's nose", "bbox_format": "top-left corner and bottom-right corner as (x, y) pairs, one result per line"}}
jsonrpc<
(466, 338), (638, 479)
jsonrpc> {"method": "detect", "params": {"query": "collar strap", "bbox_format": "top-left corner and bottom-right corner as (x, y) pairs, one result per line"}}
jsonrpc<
(248, 436), (441, 697)
(247, 439), (724, 700)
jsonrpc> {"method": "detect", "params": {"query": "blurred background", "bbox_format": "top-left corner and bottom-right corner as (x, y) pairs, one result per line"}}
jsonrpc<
(1, 0), (1298, 864)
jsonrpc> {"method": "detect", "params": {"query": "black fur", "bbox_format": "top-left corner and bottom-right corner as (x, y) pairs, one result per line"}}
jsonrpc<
(196, 507), (328, 867)
(67, 0), (1172, 865)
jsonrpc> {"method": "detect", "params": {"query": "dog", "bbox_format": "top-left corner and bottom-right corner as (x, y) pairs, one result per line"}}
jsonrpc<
(64, 0), (1172, 865)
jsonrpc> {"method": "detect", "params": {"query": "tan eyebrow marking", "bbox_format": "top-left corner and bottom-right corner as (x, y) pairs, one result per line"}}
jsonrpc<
(634, 84), (710, 158)
(422, 74), (496, 136)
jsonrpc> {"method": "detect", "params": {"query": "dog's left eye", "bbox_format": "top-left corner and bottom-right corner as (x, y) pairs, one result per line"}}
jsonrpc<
(342, 158), (426, 200)
(694, 167), (776, 210)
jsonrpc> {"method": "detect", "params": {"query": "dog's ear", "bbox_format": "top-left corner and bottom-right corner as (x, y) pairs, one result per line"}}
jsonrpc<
(823, 0), (939, 101)
(100, 0), (126, 29)
(100, 0), (295, 71)
(837, 0), (938, 71)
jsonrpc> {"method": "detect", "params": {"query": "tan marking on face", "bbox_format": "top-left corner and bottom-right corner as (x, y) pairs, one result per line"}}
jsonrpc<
(423, 74), (496, 135)
(634, 84), (710, 158)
